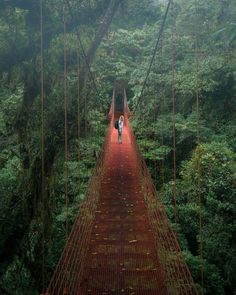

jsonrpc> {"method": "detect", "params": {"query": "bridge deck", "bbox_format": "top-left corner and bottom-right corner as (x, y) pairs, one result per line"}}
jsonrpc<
(78, 124), (166, 294)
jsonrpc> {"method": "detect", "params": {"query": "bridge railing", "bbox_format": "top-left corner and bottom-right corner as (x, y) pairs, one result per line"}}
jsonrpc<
(124, 94), (198, 294)
(43, 97), (115, 295)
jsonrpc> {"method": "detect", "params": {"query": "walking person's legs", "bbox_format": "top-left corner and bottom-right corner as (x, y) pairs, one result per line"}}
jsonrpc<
(118, 131), (122, 143)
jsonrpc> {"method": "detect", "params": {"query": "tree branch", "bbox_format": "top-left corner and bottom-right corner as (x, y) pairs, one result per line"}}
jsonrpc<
(79, 0), (124, 89)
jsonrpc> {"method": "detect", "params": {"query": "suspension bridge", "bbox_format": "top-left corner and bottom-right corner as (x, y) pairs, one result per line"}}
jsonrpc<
(38, 0), (203, 293)
(42, 82), (198, 295)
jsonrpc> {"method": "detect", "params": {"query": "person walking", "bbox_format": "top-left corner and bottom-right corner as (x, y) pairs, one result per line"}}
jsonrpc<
(118, 115), (124, 144)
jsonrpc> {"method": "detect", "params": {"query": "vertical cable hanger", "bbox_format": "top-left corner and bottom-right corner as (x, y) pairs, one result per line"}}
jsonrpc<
(171, 0), (177, 225)
(63, 3), (69, 293)
(63, 0), (69, 243)
(153, 55), (158, 186)
(84, 83), (88, 139)
(160, 35), (166, 199)
(77, 47), (80, 208)
(40, 0), (45, 291)
(195, 0), (204, 293)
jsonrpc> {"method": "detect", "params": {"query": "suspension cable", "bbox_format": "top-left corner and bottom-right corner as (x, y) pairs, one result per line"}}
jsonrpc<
(132, 0), (172, 115)
(195, 0), (204, 293)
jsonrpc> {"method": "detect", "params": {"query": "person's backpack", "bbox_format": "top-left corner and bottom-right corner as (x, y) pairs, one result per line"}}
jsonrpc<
(115, 120), (119, 129)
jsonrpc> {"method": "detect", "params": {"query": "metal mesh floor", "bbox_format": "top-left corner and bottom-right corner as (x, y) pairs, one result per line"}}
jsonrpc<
(78, 126), (166, 294)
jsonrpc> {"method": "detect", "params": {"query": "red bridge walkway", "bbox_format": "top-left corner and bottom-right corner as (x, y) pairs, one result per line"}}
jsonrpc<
(79, 122), (166, 294)
(44, 84), (198, 294)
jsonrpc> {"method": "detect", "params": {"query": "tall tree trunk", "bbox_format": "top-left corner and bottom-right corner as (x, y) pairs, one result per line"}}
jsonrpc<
(80, 0), (123, 90)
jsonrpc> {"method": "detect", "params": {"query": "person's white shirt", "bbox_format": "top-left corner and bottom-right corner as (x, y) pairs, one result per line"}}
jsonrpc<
(118, 119), (123, 133)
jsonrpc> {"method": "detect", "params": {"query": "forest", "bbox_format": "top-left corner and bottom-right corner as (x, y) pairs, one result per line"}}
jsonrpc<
(0, 0), (235, 294)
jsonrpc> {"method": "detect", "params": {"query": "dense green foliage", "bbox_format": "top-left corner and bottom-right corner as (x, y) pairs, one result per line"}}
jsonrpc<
(0, 0), (235, 294)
